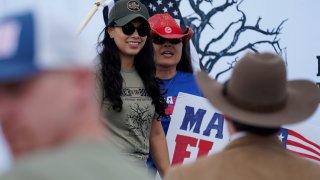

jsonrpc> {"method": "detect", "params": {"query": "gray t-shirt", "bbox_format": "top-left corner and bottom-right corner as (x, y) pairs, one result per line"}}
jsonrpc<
(100, 68), (156, 164)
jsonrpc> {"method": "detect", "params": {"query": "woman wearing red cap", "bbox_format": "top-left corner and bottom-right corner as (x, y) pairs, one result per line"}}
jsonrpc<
(96, 0), (169, 176)
(147, 13), (202, 174)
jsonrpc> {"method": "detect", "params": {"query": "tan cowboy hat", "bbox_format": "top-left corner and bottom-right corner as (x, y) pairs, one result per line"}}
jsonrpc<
(196, 52), (320, 127)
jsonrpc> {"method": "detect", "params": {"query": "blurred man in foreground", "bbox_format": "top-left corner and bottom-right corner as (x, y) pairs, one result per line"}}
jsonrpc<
(165, 52), (320, 180)
(0, 2), (150, 180)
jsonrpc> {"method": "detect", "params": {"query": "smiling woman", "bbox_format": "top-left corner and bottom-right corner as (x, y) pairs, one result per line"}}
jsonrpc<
(95, 0), (169, 177)
(108, 20), (148, 59)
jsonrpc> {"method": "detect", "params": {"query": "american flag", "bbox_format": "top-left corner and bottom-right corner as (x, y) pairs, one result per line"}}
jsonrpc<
(279, 128), (320, 162)
(104, 0), (186, 30)
(139, 0), (186, 30)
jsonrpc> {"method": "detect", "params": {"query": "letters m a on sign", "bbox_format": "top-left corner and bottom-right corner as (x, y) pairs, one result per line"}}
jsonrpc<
(166, 93), (230, 165)
(179, 106), (224, 139)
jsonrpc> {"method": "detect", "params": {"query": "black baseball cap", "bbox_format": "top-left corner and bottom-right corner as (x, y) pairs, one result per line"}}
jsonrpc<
(107, 0), (150, 26)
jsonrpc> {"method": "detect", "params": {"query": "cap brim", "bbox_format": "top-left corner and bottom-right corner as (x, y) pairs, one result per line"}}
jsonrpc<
(151, 27), (193, 41)
(114, 14), (148, 26)
(196, 71), (320, 127)
(0, 60), (40, 83)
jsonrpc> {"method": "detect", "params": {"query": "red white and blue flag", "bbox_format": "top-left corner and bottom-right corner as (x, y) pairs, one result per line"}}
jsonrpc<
(280, 127), (320, 162)
(104, 0), (186, 29)
(139, 0), (186, 29)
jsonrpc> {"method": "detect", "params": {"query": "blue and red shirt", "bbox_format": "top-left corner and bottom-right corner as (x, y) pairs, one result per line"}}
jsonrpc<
(147, 71), (202, 173)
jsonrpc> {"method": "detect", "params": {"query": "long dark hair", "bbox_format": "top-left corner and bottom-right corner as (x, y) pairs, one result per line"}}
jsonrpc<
(97, 24), (166, 118)
(176, 40), (193, 73)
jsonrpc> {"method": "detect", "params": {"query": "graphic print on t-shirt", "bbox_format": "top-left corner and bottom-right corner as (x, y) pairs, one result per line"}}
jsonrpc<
(126, 103), (152, 150)
(122, 87), (148, 97)
(165, 96), (177, 116)
(122, 87), (153, 152)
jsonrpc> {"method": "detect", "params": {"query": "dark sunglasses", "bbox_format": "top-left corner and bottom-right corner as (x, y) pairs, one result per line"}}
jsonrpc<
(116, 23), (150, 37)
(152, 36), (182, 45)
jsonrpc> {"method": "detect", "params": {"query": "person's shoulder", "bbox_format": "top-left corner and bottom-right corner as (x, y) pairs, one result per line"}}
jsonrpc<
(164, 153), (224, 180)
(288, 153), (320, 174)
(175, 71), (202, 96)
(173, 71), (193, 84)
(0, 167), (41, 180)
(176, 71), (199, 84)
(1, 141), (151, 180)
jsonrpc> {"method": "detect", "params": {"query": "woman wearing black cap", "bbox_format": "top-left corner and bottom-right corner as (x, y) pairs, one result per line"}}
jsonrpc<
(96, 0), (169, 177)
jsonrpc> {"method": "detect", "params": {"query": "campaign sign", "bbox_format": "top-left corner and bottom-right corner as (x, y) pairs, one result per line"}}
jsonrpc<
(154, 92), (320, 179)
(166, 92), (320, 166)
(166, 92), (230, 165)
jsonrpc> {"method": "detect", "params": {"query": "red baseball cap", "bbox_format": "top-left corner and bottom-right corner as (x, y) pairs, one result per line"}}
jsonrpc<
(148, 13), (192, 41)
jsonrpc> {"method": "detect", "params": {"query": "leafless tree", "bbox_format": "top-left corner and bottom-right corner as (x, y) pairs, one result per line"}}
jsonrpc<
(183, 0), (287, 78)
(126, 104), (152, 148)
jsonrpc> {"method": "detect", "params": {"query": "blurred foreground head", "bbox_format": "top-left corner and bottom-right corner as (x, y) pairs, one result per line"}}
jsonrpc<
(0, 2), (100, 158)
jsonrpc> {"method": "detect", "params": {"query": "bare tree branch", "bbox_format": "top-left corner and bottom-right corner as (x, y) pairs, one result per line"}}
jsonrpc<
(186, 0), (287, 74)
(215, 58), (239, 80)
(126, 104), (152, 142)
(200, 19), (242, 61)
(188, 0), (237, 53)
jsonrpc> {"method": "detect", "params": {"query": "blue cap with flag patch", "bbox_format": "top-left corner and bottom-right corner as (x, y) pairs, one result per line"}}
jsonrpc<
(0, 2), (95, 83)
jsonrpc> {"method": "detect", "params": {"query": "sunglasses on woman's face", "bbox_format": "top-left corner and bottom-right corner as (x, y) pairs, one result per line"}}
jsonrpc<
(117, 23), (150, 37)
(152, 36), (182, 45)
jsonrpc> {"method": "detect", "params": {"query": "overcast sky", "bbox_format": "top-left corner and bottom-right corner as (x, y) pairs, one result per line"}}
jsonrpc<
(0, 0), (106, 57)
